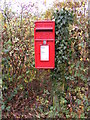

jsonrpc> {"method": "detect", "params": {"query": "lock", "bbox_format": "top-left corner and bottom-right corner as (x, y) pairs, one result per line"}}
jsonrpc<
(43, 40), (46, 44)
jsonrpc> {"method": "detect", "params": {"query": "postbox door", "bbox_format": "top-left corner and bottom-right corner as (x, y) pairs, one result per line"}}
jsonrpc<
(35, 40), (55, 68)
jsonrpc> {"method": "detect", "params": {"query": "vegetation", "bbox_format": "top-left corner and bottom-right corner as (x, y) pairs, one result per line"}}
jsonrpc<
(0, 0), (89, 119)
(52, 7), (89, 118)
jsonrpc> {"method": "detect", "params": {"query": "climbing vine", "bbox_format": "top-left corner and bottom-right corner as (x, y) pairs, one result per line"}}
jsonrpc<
(51, 6), (89, 118)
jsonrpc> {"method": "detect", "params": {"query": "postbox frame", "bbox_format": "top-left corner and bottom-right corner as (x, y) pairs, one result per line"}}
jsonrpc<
(34, 20), (55, 69)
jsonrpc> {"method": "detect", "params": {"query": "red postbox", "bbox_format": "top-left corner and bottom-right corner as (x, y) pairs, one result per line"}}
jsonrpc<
(34, 20), (55, 69)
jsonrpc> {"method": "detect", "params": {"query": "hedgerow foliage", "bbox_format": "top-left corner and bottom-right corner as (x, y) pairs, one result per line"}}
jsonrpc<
(1, 4), (36, 117)
(51, 1), (89, 118)
(1, 0), (89, 119)
(1, 3), (52, 118)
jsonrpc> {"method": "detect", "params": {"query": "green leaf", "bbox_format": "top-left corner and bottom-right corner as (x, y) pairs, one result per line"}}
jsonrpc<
(26, 70), (30, 74)
(6, 106), (11, 111)
(1, 105), (5, 110)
